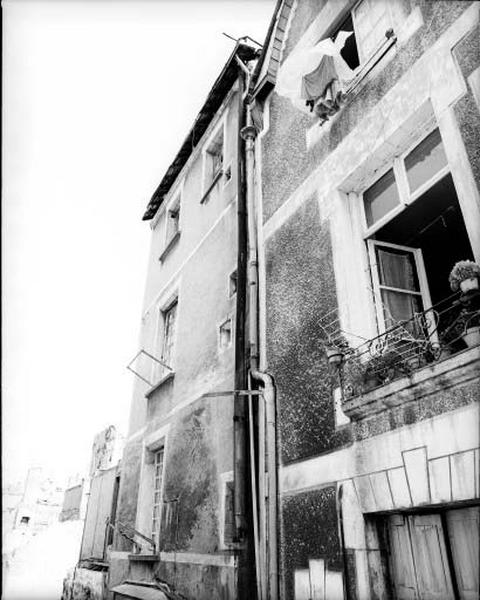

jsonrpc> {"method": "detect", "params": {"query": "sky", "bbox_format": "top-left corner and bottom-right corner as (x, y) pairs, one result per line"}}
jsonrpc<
(3, 0), (276, 488)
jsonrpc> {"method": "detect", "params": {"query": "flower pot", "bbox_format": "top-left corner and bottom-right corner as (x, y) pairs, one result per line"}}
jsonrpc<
(463, 326), (480, 348)
(460, 277), (479, 293)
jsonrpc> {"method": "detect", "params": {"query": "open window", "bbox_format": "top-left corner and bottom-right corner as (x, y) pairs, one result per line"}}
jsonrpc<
(362, 128), (474, 334)
(153, 299), (178, 382)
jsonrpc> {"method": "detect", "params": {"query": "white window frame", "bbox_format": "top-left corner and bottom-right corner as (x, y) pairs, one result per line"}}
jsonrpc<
(361, 125), (450, 335)
(153, 293), (179, 383)
(135, 424), (170, 552)
(351, 0), (395, 66)
(151, 447), (165, 548)
(361, 125), (450, 238)
(201, 115), (227, 196)
(164, 190), (181, 247)
(367, 239), (433, 334)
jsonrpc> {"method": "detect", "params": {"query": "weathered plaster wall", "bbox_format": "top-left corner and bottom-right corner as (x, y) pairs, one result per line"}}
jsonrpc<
(280, 486), (342, 600)
(154, 560), (236, 600)
(113, 87), (240, 595)
(265, 195), (351, 464)
(453, 23), (480, 191)
(115, 437), (143, 551)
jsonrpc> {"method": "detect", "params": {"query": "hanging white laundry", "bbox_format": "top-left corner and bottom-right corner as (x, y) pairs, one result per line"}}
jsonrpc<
(276, 31), (356, 114)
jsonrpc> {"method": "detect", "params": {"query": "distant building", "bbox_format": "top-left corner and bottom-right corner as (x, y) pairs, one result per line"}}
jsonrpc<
(14, 467), (63, 532)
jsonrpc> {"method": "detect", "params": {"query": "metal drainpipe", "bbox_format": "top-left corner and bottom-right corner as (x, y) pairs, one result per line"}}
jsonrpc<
(241, 107), (279, 600)
(234, 65), (248, 542)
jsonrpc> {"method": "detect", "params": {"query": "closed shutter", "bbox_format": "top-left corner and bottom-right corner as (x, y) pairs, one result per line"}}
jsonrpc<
(409, 514), (454, 600)
(446, 507), (480, 600)
(388, 514), (418, 600)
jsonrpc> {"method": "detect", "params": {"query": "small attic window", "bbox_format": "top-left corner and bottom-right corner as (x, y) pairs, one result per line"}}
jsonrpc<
(205, 127), (224, 187)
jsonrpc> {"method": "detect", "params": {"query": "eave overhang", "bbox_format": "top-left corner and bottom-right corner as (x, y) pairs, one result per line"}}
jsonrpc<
(142, 41), (260, 221)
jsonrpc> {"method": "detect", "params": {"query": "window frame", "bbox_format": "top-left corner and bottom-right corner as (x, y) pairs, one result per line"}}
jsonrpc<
(360, 125), (451, 335)
(164, 191), (181, 247)
(367, 239), (433, 334)
(152, 296), (178, 383)
(350, 0), (394, 66)
(361, 125), (450, 238)
(202, 117), (227, 197)
(151, 447), (165, 548)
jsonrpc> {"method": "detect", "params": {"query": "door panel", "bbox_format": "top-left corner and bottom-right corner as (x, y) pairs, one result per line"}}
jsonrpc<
(446, 507), (480, 600)
(409, 514), (455, 600)
(388, 514), (418, 599)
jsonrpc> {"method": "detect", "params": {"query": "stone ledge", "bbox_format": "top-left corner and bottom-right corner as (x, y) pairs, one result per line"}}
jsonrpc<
(145, 371), (175, 399)
(343, 346), (480, 421)
(128, 553), (160, 563)
(158, 231), (181, 263)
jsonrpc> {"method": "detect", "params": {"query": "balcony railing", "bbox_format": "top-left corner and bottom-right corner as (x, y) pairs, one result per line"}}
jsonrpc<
(336, 289), (480, 400)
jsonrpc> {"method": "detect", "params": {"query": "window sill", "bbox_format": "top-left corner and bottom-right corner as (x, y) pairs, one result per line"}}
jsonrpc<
(145, 371), (175, 398)
(159, 231), (181, 263)
(342, 345), (480, 421)
(200, 169), (224, 204)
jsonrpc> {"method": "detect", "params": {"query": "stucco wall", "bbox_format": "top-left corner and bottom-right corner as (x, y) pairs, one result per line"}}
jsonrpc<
(261, 0), (472, 223)
(265, 195), (351, 464)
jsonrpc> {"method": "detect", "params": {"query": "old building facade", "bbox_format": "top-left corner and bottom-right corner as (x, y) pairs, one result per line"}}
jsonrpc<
(107, 41), (261, 600)
(252, 0), (480, 599)
(71, 2), (480, 599)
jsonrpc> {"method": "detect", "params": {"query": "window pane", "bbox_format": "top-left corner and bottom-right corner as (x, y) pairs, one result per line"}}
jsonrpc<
(376, 247), (420, 291)
(364, 169), (400, 227)
(381, 289), (422, 328)
(405, 129), (447, 194)
(354, 0), (390, 60)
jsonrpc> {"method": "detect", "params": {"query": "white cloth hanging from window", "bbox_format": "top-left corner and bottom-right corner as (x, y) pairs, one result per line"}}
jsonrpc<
(276, 31), (356, 115)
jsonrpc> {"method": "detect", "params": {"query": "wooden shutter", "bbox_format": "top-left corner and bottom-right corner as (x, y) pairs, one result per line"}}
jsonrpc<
(409, 514), (454, 600)
(446, 507), (480, 600)
(388, 514), (418, 600)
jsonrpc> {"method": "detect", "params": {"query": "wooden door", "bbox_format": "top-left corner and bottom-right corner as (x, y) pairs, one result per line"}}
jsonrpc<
(409, 514), (455, 600)
(388, 514), (418, 599)
(446, 507), (480, 600)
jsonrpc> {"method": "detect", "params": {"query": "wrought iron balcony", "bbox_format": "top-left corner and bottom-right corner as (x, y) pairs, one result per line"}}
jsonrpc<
(337, 289), (480, 400)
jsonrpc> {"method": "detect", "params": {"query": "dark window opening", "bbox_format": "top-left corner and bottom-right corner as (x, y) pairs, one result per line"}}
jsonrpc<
(20, 516), (30, 525)
(331, 13), (360, 70)
(372, 174), (474, 307)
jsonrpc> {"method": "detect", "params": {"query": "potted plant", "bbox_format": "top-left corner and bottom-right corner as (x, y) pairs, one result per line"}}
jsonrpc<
(449, 260), (480, 294)
(459, 308), (480, 348)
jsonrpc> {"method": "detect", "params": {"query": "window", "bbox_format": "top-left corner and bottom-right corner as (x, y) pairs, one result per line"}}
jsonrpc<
(219, 318), (233, 349)
(361, 128), (474, 333)
(229, 270), (237, 297)
(382, 508), (479, 600)
(203, 124), (224, 197)
(166, 197), (180, 244)
(154, 300), (177, 381)
(151, 448), (165, 547)
(332, 0), (395, 70)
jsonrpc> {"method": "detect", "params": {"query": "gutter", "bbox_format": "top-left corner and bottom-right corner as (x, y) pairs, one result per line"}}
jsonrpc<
(241, 101), (279, 600)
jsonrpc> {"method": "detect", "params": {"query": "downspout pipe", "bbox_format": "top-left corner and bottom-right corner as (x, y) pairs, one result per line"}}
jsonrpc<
(241, 103), (279, 600)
